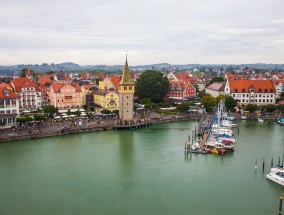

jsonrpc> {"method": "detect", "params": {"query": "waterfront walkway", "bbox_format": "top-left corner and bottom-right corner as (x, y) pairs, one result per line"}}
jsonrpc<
(0, 113), (203, 143)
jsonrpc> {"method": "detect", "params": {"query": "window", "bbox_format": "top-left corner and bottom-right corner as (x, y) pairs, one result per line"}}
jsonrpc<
(6, 110), (10, 113)
(124, 87), (127, 90)
(232, 94), (235, 97)
(242, 88), (245, 92)
(270, 99), (273, 103)
(129, 87), (132, 90)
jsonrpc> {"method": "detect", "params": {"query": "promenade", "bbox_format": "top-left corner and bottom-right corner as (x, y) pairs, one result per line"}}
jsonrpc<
(0, 112), (281, 143)
(0, 112), (203, 143)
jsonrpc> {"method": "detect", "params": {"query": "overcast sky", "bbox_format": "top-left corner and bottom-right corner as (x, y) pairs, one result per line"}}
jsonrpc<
(1, 0), (284, 65)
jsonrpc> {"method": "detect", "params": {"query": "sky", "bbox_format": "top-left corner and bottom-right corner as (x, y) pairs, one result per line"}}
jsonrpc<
(1, 0), (284, 66)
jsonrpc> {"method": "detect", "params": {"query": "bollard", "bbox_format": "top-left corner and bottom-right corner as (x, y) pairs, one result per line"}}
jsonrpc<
(271, 157), (274, 168)
(279, 157), (281, 167)
(263, 158), (265, 172)
(255, 159), (257, 170)
(279, 194), (283, 215)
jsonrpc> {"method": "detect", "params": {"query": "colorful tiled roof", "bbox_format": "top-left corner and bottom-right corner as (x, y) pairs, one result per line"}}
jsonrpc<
(12, 78), (40, 93)
(111, 75), (121, 90)
(0, 87), (21, 99)
(38, 75), (52, 86)
(228, 80), (276, 93)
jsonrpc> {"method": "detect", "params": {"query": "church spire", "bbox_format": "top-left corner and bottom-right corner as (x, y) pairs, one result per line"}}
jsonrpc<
(120, 53), (133, 85)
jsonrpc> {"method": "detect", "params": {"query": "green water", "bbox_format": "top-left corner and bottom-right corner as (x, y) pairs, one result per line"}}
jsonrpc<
(0, 120), (283, 215)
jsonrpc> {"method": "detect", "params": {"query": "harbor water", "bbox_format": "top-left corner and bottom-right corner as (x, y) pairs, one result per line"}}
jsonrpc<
(0, 120), (284, 215)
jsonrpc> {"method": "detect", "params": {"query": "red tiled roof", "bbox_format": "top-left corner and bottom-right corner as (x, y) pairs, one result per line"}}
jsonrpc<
(51, 83), (65, 92)
(0, 83), (9, 88)
(226, 73), (235, 80)
(273, 80), (284, 85)
(95, 73), (107, 80)
(11, 78), (39, 93)
(38, 75), (52, 86)
(0, 87), (21, 99)
(111, 75), (121, 90)
(175, 73), (189, 80)
(51, 83), (82, 93)
(229, 80), (276, 93)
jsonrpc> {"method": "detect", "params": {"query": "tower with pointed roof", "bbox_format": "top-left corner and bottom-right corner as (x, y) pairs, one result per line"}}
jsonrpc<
(118, 54), (134, 121)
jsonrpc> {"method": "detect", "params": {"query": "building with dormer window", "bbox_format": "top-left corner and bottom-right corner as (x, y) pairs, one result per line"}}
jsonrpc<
(224, 80), (276, 105)
(10, 78), (42, 112)
(0, 87), (20, 127)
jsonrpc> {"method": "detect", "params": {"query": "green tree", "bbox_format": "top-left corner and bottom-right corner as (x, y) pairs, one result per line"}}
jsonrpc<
(176, 102), (190, 113)
(201, 95), (216, 112)
(278, 105), (284, 113)
(33, 114), (47, 121)
(198, 90), (209, 99)
(43, 105), (58, 115)
(135, 70), (170, 103)
(244, 104), (258, 113)
(265, 104), (277, 113)
(112, 110), (119, 116)
(207, 77), (225, 86)
(16, 116), (33, 124)
(224, 95), (237, 112)
(101, 109), (111, 114)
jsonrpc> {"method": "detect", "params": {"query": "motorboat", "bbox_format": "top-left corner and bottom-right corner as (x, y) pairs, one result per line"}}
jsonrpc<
(266, 167), (284, 186)
(277, 118), (284, 125)
(258, 117), (264, 123)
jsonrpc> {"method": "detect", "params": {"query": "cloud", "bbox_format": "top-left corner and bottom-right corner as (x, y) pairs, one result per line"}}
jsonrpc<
(0, 0), (284, 65)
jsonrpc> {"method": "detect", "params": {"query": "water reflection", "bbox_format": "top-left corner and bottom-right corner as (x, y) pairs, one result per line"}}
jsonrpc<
(117, 131), (134, 189)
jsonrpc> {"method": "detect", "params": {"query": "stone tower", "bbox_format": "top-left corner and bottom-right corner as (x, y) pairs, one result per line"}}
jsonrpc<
(118, 55), (135, 121)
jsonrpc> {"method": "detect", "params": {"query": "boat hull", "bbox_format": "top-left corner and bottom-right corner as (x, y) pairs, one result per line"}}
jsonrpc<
(266, 174), (284, 186)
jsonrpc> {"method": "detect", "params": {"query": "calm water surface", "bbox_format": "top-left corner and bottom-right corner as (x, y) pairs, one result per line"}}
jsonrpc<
(0, 120), (284, 215)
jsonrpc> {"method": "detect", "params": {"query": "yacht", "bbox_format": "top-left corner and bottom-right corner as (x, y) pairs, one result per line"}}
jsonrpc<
(266, 167), (284, 186)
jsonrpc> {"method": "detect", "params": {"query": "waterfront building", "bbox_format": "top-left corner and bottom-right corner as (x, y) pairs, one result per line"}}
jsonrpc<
(273, 80), (284, 99)
(0, 86), (20, 127)
(224, 79), (276, 105)
(49, 83), (82, 109)
(205, 82), (225, 98)
(10, 77), (42, 112)
(93, 88), (119, 111)
(118, 55), (135, 121)
(165, 80), (196, 102)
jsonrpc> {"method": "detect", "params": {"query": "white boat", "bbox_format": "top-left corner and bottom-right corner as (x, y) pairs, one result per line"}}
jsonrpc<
(266, 167), (284, 186)
(230, 123), (237, 128)
(258, 117), (264, 123)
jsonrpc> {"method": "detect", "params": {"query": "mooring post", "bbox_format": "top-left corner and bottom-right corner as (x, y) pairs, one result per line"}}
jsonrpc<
(238, 126), (239, 135)
(263, 158), (265, 172)
(255, 159), (257, 170)
(279, 194), (283, 215)
(279, 156), (281, 166)
(271, 157), (274, 168)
